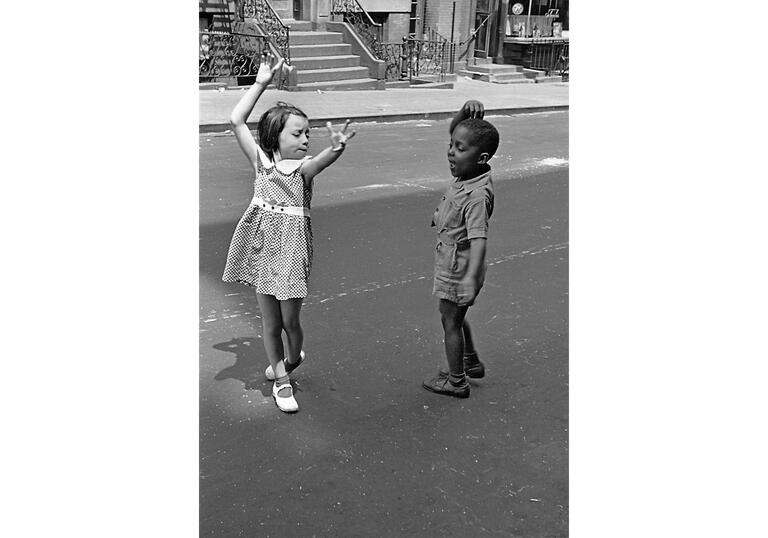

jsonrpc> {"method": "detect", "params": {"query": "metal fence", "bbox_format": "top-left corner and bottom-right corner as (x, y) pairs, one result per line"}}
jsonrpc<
(199, 30), (270, 85)
(381, 37), (456, 82)
(529, 39), (569, 78)
(237, 0), (291, 65)
(330, 0), (383, 58)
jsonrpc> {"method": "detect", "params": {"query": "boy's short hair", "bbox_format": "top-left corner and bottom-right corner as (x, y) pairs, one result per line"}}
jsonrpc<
(257, 101), (308, 160)
(457, 118), (500, 159)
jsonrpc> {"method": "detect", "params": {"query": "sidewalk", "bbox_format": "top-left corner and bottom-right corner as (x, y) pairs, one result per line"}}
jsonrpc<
(199, 77), (568, 133)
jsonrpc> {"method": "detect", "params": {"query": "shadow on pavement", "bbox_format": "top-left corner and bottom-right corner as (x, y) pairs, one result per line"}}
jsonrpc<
(212, 337), (272, 395)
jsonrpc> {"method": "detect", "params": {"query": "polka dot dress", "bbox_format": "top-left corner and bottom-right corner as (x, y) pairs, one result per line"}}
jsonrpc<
(222, 146), (314, 300)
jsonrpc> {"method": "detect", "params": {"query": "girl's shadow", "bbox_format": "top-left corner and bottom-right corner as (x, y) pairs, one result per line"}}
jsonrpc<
(212, 337), (270, 395)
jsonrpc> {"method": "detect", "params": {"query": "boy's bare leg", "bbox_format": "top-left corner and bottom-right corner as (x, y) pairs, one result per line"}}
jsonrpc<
(462, 320), (476, 356)
(279, 298), (304, 366)
(439, 299), (469, 375)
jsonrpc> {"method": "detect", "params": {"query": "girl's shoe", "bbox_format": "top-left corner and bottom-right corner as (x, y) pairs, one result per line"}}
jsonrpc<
(265, 350), (306, 381)
(272, 382), (298, 413)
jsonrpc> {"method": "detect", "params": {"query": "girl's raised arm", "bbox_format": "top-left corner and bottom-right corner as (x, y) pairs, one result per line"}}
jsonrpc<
(302, 120), (356, 182)
(229, 52), (285, 169)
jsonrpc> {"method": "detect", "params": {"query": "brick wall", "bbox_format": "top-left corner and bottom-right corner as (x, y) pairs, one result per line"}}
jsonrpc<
(424, 0), (471, 42)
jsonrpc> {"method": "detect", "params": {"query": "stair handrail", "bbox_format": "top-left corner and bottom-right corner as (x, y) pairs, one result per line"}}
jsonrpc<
(236, 0), (291, 65)
(458, 12), (492, 60)
(330, 0), (383, 58)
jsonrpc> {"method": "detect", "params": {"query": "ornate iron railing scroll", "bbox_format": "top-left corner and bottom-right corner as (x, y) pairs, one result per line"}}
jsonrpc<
(199, 30), (270, 82)
(330, 0), (383, 58)
(236, 0), (291, 87)
(380, 28), (456, 83)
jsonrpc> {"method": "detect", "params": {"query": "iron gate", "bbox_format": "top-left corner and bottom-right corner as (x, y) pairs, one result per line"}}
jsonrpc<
(381, 35), (456, 83)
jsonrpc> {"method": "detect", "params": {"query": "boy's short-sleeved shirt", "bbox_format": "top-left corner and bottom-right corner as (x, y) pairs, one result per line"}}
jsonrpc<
(431, 170), (494, 241)
(431, 169), (494, 303)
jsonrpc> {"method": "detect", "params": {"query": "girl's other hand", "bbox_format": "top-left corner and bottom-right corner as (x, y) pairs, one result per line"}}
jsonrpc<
(326, 119), (356, 150)
(255, 52), (285, 86)
(463, 100), (485, 119)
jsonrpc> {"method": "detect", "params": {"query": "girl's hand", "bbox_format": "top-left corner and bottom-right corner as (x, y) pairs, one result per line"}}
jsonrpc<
(462, 100), (485, 119)
(255, 52), (285, 86)
(326, 119), (356, 150)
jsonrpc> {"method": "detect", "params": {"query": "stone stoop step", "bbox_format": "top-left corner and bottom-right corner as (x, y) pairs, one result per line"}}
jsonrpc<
(458, 65), (532, 84)
(521, 68), (563, 83)
(296, 66), (371, 83)
(284, 24), (379, 91)
(290, 31), (345, 46)
(290, 43), (354, 57)
(290, 55), (361, 70)
(295, 78), (380, 91)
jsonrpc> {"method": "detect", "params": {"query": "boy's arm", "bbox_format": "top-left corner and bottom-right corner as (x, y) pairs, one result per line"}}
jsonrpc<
(458, 238), (487, 306)
(302, 120), (356, 182)
(230, 53), (285, 168)
(449, 100), (485, 134)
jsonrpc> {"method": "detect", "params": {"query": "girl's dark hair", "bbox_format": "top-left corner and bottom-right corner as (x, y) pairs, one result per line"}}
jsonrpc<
(257, 101), (308, 161)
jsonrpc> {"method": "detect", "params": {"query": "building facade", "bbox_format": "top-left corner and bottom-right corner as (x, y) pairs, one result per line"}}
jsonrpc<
(199, 1), (484, 49)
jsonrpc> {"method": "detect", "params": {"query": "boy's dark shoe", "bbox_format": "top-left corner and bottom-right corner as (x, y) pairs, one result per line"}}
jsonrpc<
(436, 353), (486, 380)
(422, 373), (470, 398)
(463, 353), (485, 378)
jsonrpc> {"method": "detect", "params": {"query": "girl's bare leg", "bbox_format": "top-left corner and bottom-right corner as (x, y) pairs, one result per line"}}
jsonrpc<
(279, 298), (304, 365)
(256, 293), (286, 376)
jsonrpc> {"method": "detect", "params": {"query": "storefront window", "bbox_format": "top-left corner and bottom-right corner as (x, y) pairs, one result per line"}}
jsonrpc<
(507, 0), (568, 36)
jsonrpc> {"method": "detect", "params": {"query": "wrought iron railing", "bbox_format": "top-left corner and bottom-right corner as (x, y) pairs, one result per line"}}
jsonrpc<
(237, 0), (291, 64)
(330, 0), (383, 58)
(529, 39), (569, 78)
(199, 30), (270, 82)
(380, 34), (456, 83)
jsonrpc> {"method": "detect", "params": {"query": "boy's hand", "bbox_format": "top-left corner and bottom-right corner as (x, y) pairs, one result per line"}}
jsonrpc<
(255, 52), (285, 86)
(457, 276), (480, 306)
(326, 119), (356, 150)
(462, 100), (485, 119)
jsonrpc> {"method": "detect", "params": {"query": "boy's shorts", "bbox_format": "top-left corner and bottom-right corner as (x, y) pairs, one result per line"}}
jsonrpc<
(432, 239), (486, 304)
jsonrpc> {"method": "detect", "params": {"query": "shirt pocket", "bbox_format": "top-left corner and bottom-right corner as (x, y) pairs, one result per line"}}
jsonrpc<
(439, 200), (463, 231)
(435, 241), (458, 273)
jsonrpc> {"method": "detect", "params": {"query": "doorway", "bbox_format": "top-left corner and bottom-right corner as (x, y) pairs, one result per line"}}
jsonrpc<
(473, 0), (493, 58)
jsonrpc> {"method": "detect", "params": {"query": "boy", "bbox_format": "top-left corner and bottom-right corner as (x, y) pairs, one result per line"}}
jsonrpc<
(422, 100), (499, 398)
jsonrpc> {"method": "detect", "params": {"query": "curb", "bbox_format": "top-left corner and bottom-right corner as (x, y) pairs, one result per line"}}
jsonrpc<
(199, 105), (569, 134)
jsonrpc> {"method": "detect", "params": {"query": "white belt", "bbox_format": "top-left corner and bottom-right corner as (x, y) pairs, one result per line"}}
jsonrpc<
(251, 196), (310, 217)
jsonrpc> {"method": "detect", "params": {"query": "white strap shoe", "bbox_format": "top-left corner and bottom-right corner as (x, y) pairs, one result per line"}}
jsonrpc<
(272, 382), (298, 413)
(265, 350), (305, 380)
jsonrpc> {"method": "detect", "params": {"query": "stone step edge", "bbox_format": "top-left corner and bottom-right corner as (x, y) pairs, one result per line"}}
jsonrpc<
(297, 66), (369, 75)
(291, 54), (361, 62)
(295, 77), (379, 87)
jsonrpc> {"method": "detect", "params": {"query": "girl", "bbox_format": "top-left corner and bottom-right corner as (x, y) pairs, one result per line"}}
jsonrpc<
(222, 52), (355, 413)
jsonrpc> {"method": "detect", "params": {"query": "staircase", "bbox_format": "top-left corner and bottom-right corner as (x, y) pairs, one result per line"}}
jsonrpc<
(459, 59), (563, 84)
(283, 20), (381, 91)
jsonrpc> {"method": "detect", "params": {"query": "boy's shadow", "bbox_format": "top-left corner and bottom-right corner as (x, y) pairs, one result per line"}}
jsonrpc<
(212, 337), (272, 396)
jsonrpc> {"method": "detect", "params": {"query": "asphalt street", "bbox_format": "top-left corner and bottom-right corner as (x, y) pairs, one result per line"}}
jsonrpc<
(199, 112), (569, 537)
